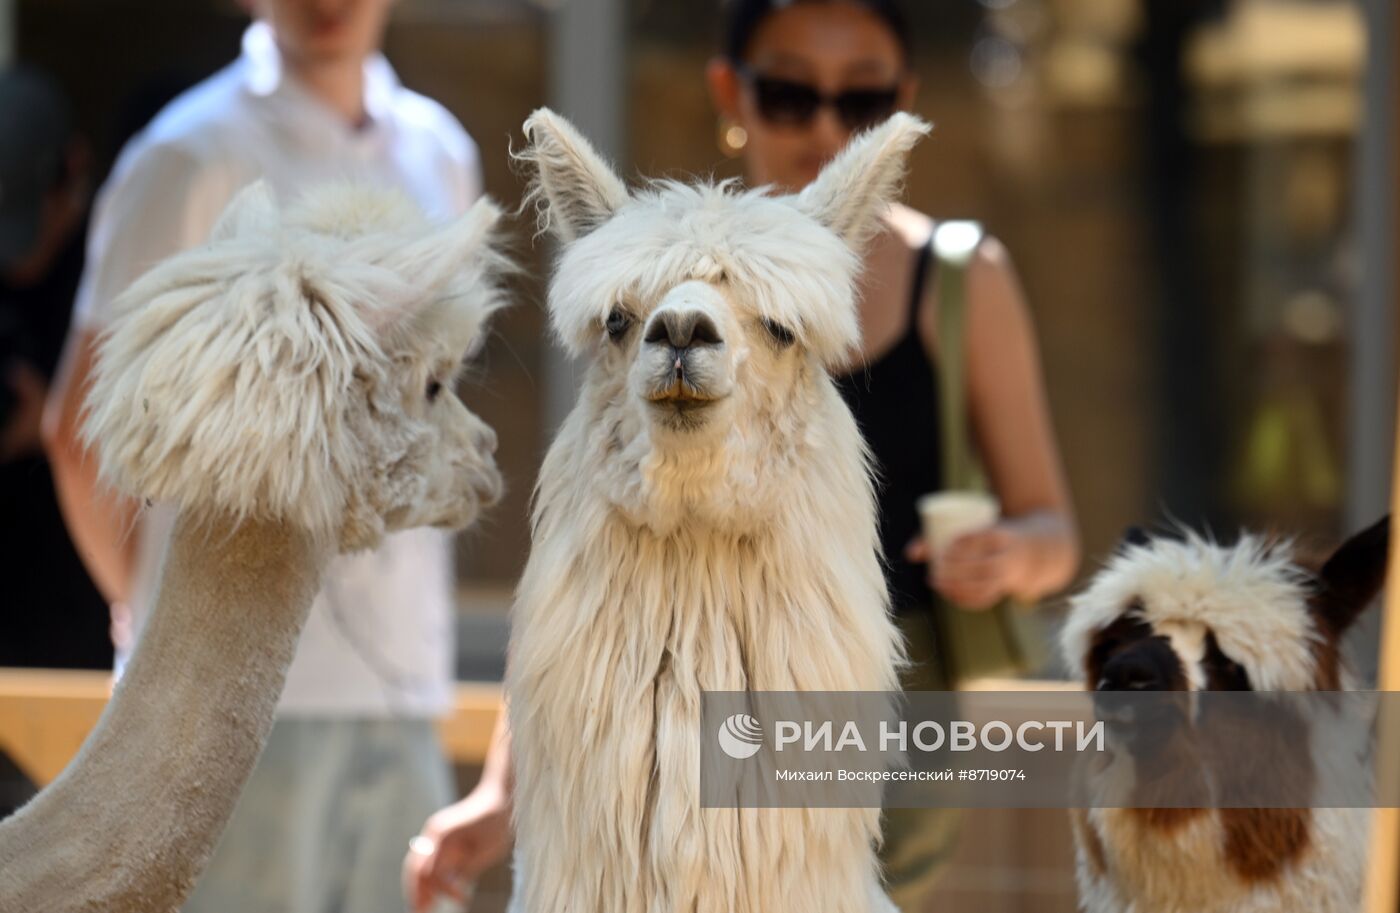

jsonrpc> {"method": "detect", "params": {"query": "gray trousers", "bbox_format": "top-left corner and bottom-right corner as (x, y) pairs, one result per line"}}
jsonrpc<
(185, 718), (453, 913)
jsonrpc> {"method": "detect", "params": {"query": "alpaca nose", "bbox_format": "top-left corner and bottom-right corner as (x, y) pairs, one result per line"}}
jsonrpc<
(1097, 652), (1168, 692)
(645, 310), (723, 351)
(470, 422), (497, 457)
(464, 422), (498, 459)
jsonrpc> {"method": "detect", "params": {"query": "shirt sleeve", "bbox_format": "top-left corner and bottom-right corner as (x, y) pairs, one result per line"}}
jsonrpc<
(72, 139), (238, 330)
(434, 109), (483, 217)
(458, 133), (483, 214)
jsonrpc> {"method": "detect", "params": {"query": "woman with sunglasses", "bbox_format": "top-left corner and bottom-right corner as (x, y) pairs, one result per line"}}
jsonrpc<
(707, 1), (1081, 907)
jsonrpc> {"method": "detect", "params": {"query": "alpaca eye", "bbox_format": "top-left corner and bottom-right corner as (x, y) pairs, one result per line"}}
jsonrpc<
(426, 379), (443, 402)
(605, 308), (633, 341)
(762, 318), (796, 348)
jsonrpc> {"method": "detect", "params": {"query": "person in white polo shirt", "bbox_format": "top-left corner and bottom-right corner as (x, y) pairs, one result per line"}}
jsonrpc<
(42, 3), (480, 910)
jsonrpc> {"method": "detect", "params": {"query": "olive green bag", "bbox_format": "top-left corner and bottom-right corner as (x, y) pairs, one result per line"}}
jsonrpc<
(925, 221), (1042, 687)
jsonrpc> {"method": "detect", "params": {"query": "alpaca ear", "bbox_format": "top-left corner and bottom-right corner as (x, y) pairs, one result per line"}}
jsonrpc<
(1121, 526), (1153, 549)
(365, 196), (504, 329)
(209, 180), (279, 243)
(519, 107), (629, 242)
(403, 197), (502, 290)
(795, 112), (931, 250)
(1311, 515), (1390, 635)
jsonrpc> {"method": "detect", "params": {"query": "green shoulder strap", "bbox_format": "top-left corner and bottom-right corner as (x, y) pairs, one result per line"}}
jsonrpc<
(929, 221), (1032, 685)
(931, 221), (985, 494)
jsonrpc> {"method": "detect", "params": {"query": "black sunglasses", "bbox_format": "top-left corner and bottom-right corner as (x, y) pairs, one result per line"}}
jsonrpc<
(738, 67), (901, 132)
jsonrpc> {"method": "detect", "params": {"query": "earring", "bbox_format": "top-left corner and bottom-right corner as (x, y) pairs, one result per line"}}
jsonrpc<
(718, 117), (748, 158)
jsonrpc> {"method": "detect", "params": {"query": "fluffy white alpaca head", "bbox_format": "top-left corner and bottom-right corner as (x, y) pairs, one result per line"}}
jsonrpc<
(84, 181), (509, 551)
(518, 107), (928, 532)
(1062, 517), (1390, 692)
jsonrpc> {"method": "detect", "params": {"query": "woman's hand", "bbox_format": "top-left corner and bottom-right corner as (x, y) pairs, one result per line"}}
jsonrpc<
(109, 600), (134, 653)
(402, 781), (512, 913)
(905, 523), (1034, 610)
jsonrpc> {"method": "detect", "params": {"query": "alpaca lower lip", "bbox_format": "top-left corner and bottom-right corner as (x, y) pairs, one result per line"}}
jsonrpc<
(645, 375), (718, 403)
(645, 394), (724, 420)
(646, 394), (725, 431)
(647, 395), (715, 409)
(644, 378), (723, 407)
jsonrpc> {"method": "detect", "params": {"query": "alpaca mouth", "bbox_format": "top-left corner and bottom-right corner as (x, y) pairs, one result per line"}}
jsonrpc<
(645, 384), (725, 430)
(1095, 691), (1190, 759)
(645, 380), (723, 411)
(471, 463), (505, 509)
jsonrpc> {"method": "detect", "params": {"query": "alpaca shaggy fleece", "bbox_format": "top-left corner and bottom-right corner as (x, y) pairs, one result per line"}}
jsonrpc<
(505, 109), (929, 913)
(83, 180), (508, 550)
(0, 181), (508, 913)
(1062, 519), (1389, 913)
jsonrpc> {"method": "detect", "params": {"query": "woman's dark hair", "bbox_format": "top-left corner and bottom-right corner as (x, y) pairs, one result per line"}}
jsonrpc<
(722, 0), (912, 64)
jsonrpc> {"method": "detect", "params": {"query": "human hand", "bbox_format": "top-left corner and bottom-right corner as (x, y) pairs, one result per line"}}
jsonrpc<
(109, 601), (134, 653)
(906, 524), (1032, 610)
(402, 781), (513, 913)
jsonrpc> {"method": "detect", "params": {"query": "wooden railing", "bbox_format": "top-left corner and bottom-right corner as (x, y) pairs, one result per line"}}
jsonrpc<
(0, 671), (1076, 787)
(0, 669), (503, 786)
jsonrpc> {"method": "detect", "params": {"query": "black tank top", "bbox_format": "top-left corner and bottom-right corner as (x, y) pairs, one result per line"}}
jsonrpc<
(833, 239), (941, 613)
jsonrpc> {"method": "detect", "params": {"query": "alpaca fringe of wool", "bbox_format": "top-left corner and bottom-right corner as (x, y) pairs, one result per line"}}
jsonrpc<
(505, 109), (929, 913)
(83, 181), (509, 550)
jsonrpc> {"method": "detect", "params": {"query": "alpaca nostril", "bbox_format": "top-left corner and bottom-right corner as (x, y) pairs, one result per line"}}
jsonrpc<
(1099, 655), (1166, 692)
(687, 314), (721, 346)
(646, 310), (722, 351)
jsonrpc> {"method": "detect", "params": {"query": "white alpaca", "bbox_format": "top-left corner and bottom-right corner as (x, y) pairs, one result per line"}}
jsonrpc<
(0, 182), (507, 913)
(1061, 518), (1389, 913)
(506, 109), (928, 913)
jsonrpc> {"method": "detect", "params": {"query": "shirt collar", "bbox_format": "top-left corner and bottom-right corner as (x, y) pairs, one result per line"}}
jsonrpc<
(239, 21), (400, 128)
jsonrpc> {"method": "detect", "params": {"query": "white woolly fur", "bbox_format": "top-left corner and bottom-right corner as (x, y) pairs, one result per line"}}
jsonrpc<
(506, 109), (929, 913)
(82, 181), (508, 549)
(549, 181), (864, 371)
(1062, 532), (1321, 691)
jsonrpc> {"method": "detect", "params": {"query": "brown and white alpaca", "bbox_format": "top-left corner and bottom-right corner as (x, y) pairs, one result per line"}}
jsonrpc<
(505, 109), (928, 913)
(0, 181), (507, 913)
(1061, 517), (1390, 913)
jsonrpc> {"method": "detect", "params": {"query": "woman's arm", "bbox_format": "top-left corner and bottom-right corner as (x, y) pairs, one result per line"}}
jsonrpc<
(916, 236), (1080, 608)
(403, 705), (514, 912)
(42, 328), (140, 604)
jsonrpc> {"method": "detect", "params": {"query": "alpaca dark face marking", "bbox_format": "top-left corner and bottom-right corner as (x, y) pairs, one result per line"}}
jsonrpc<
(1087, 609), (1253, 693)
(1088, 610), (1194, 759)
(1086, 610), (1187, 693)
(1202, 632), (1252, 691)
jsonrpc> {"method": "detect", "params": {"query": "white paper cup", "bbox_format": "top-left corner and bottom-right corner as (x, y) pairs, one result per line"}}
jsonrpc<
(916, 491), (1000, 556)
(421, 890), (473, 913)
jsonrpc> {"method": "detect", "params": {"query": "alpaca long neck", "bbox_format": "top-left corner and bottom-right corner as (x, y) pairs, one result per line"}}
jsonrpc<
(0, 511), (329, 913)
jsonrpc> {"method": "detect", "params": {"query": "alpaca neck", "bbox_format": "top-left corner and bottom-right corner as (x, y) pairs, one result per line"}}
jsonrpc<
(0, 510), (330, 913)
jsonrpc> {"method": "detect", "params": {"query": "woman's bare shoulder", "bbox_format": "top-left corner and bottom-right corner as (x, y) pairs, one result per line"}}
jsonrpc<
(879, 206), (1020, 273)
(883, 203), (935, 251)
(886, 203), (1018, 271)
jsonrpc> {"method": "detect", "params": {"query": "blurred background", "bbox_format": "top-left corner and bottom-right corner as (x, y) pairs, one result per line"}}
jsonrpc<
(0, 0), (1394, 910)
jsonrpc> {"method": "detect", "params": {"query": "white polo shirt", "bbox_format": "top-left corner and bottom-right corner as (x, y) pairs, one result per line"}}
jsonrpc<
(74, 22), (482, 717)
